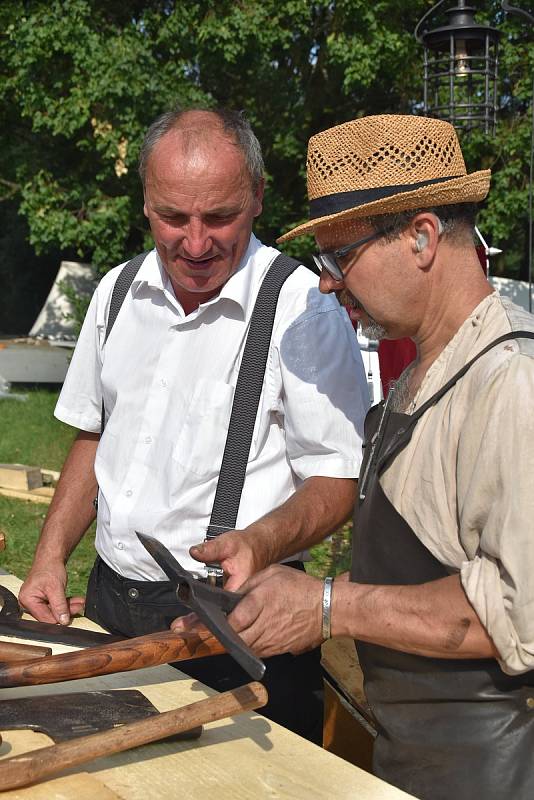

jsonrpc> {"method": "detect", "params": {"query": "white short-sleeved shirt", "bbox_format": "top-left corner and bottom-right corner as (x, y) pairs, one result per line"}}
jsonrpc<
(381, 292), (534, 675)
(56, 235), (369, 579)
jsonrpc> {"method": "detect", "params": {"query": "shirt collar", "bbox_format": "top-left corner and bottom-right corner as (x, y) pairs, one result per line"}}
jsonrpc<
(130, 234), (270, 317)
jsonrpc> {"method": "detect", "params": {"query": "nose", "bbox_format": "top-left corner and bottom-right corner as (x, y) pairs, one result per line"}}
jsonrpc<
(182, 218), (213, 259)
(319, 269), (342, 294)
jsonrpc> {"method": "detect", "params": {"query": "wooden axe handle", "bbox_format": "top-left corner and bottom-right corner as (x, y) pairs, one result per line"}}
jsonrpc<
(0, 681), (268, 791)
(0, 641), (52, 662)
(0, 624), (225, 688)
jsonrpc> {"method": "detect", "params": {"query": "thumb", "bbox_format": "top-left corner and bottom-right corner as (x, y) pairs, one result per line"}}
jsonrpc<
(48, 589), (71, 625)
(190, 536), (237, 565)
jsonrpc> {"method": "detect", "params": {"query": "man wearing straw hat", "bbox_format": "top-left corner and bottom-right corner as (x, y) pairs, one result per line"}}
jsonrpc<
(191, 115), (534, 798)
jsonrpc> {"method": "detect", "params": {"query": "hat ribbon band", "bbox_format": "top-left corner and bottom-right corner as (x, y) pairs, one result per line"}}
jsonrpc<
(308, 175), (463, 220)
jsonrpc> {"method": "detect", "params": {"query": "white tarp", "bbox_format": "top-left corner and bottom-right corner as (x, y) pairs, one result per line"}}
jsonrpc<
(489, 276), (534, 313)
(29, 260), (96, 341)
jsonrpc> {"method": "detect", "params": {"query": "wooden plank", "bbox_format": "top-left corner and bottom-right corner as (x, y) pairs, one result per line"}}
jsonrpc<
(0, 575), (415, 800)
(0, 487), (54, 505)
(0, 732), (120, 799)
(0, 466), (43, 492)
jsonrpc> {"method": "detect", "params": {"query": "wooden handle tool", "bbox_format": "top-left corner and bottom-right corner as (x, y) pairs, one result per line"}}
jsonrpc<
(0, 624), (225, 688)
(0, 681), (268, 791)
(0, 641), (52, 662)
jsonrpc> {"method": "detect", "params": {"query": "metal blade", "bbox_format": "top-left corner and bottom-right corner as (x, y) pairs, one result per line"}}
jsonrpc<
(0, 619), (123, 648)
(136, 532), (192, 585)
(0, 690), (159, 741)
(136, 532), (265, 681)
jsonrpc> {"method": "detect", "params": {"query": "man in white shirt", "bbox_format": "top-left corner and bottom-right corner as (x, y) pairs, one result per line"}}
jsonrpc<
(19, 108), (369, 742)
(214, 114), (534, 795)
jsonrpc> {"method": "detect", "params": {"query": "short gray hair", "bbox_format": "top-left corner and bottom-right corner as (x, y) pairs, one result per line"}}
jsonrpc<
(367, 203), (479, 243)
(138, 107), (264, 190)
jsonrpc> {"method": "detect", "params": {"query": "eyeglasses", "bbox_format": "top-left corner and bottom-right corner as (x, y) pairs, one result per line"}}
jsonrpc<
(312, 228), (390, 282)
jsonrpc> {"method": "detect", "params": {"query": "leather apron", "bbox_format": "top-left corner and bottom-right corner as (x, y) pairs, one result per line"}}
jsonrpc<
(351, 332), (534, 800)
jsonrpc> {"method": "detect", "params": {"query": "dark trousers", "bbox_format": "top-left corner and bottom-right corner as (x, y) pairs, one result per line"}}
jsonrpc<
(85, 556), (324, 744)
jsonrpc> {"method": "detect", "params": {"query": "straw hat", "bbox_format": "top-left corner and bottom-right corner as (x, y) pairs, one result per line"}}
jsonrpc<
(277, 115), (491, 242)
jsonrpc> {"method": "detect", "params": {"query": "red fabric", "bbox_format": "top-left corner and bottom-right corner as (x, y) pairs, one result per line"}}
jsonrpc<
(378, 338), (417, 397)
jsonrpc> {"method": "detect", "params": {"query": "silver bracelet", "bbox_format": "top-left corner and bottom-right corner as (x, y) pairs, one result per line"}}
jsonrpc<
(322, 576), (334, 640)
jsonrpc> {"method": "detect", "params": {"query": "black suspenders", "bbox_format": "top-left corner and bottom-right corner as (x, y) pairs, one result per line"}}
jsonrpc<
(99, 250), (300, 573)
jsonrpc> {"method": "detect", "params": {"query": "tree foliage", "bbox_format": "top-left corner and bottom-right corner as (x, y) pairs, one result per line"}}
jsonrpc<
(0, 0), (532, 287)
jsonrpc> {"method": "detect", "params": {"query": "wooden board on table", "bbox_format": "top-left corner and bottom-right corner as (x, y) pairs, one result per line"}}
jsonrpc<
(0, 486), (54, 505)
(0, 465), (43, 492)
(0, 731), (119, 799)
(0, 576), (414, 800)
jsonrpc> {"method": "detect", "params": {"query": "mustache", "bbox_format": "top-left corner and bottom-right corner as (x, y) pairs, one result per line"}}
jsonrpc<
(337, 288), (364, 311)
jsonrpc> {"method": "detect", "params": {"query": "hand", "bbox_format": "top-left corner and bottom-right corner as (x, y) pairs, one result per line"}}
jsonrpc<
(190, 530), (264, 591)
(18, 563), (85, 625)
(226, 565), (324, 658)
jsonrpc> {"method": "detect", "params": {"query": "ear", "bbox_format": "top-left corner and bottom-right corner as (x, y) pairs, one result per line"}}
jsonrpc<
(252, 177), (265, 218)
(409, 213), (442, 268)
(143, 198), (149, 219)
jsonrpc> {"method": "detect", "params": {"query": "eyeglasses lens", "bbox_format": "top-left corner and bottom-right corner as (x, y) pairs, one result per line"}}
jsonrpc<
(312, 254), (343, 282)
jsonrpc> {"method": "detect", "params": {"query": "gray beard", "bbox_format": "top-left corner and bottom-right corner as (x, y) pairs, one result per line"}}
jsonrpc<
(339, 289), (387, 341)
(360, 318), (388, 340)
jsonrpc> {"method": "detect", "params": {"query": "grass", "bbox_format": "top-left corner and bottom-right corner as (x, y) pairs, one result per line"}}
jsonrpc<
(0, 386), (91, 595)
(0, 496), (95, 596)
(0, 387), (76, 471)
(0, 386), (351, 597)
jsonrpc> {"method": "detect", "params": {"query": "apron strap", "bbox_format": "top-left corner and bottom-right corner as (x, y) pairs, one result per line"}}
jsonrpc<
(377, 330), (534, 472)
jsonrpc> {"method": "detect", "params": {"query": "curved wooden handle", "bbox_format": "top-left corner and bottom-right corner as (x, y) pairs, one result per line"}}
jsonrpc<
(0, 641), (52, 662)
(0, 681), (268, 791)
(0, 624), (225, 688)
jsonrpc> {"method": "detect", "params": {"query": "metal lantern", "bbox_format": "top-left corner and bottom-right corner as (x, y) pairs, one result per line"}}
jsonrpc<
(415, 0), (501, 134)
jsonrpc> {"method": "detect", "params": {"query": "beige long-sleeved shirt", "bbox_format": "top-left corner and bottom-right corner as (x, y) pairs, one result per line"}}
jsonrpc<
(381, 292), (534, 675)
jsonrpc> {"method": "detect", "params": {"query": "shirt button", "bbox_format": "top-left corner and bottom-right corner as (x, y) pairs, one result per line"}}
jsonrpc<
(128, 588), (139, 600)
(144, 436), (152, 444)
(125, 489), (133, 497)
(161, 378), (168, 388)
(116, 541), (124, 550)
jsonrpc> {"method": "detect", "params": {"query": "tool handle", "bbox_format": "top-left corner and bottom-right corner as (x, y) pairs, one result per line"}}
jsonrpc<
(0, 641), (52, 662)
(0, 624), (225, 688)
(0, 681), (268, 791)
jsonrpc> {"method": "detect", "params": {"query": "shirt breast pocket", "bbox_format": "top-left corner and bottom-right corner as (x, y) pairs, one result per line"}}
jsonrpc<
(172, 379), (234, 479)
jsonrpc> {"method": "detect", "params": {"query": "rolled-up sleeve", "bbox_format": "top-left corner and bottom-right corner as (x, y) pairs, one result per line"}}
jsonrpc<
(460, 354), (534, 674)
(274, 287), (369, 481)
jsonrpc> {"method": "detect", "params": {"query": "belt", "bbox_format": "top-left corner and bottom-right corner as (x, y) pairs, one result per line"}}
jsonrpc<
(99, 555), (305, 592)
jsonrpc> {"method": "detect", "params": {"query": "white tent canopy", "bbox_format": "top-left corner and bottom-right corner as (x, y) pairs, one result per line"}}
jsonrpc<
(29, 260), (96, 341)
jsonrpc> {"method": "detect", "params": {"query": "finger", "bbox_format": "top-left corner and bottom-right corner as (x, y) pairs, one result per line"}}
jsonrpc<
(223, 573), (244, 592)
(67, 595), (86, 616)
(238, 564), (285, 595)
(171, 612), (199, 632)
(45, 588), (71, 625)
(227, 593), (263, 635)
(20, 596), (58, 625)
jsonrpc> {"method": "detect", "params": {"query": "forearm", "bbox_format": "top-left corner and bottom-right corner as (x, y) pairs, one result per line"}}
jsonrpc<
(240, 476), (356, 567)
(32, 431), (99, 567)
(332, 573), (498, 660)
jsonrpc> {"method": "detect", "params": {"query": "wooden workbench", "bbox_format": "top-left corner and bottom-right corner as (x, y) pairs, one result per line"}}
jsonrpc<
(0, 575), (413, 799)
